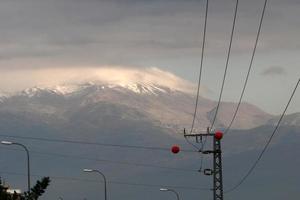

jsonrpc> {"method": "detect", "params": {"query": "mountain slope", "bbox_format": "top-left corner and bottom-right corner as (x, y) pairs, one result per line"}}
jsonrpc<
(207, 102), (273, 130)
(266, 112), (300, 127)
(0, 111), (298, 200)
(0, 67), (298, 200)
(0, 82), (272, 131)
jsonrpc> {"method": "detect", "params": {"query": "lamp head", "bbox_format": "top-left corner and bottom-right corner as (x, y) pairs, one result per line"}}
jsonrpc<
(83, 169), (94, 172)
(1, 141), (13, 145)
(160, 188), (169, 191)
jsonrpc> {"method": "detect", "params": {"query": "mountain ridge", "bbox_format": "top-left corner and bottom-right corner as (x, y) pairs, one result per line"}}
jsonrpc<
(0, 79), (298, 200)
(0, 81), (274, 131)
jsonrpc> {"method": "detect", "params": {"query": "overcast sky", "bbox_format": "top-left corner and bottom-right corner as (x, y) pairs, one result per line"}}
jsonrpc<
(0, 0), (299, 114)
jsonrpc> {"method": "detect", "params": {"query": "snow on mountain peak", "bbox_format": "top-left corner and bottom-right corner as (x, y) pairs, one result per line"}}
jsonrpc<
(56, 81), (169, 95)
(112, 82), (168, 95)
(83, 67), (193, 93)
(0, 92), (9, 102)
(0, 92), (8, 97)
(51, 85), (86, 95)
(19, 87), (56, 98)
(16, 82), (170, 98)
(4, 67), (196, 97)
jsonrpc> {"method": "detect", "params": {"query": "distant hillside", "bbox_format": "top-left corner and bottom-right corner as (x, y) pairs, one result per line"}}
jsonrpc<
(207, 102), (272, 130)
(266, 112), (300, 127)
(0, 81), (272, 131)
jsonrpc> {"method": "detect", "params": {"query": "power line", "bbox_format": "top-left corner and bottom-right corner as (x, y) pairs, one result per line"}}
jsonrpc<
(190, 0), (209, 134)
(224, 0), (268, 135)
(200, 0), (240, 173)
(0, 146), (198, 173)
(198, 135), (208, 172)
(210, 0), (239, 130)
(0, 171), (211, 191)
(108, 180), (211, 191)
(225, 78), (300, 193)
(184, 114), (203, 151)
(0, 133), (196, 153)
(184, 137), (201, 151)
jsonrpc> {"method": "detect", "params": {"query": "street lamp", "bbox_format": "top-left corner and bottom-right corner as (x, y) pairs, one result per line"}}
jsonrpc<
(1, 141), (31, 192)
(160, 188), (180, 200)
(83, 169), (107, 200)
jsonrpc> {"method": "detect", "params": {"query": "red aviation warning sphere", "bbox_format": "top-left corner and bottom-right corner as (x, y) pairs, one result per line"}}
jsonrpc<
(171, 145), (180, 154)
(215, 131), (223, 140)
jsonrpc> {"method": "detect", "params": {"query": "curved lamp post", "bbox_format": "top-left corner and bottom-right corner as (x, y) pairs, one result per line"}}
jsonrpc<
(83, 169), (107, 200)
(1, 141), (31, 192)
(160, 188), (180, 200)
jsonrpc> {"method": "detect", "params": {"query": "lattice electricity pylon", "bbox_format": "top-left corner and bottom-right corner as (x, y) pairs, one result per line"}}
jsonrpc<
(213, 134), (224, 200)
(184, 129), (224, 200)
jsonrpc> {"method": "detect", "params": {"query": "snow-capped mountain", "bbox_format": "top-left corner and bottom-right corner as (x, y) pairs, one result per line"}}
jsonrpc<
(0, 80), (272, 131)
(0, 68), (298, 200)
(19, 82), (171, 97)
(0, 92), (9, 102)
(266, 112), (300, 127)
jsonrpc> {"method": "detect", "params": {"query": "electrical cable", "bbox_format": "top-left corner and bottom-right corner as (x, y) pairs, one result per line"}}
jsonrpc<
(210, 0), (239, 130)
(0, 146), (198, 173)
(198, 135), (208, 172)
(199, 0), (240, 172)
(0, 171), (211, 191)
(184, 136), (201, 151)
(225, 78), (299, 193)
(224, 0), (268, 135)
(184, 114), (203, 151)
(0, 133), (197, 153)
(190, 0), (209, 134)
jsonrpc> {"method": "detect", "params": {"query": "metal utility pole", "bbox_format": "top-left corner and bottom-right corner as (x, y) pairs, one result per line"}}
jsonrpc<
(83, 169), (107, 200)
(160, 188), (180, 200)
(212, 133), (224, 200)
(1, 141), (31, 192)
(184, 129), (224, 200)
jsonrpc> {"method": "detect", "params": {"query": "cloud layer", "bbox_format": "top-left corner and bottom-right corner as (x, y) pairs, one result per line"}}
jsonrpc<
(0, 0), (299, 114)
(0, 0), (299, 69)
(0, 66), (201, 94)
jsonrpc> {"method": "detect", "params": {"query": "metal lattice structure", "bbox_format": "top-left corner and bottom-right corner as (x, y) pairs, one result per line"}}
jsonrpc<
(213, 137), (223, 200)
(184, 130), (224, 200)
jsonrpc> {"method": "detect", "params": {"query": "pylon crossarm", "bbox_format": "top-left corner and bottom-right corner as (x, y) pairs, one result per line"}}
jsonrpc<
(184, 133), (215, 137)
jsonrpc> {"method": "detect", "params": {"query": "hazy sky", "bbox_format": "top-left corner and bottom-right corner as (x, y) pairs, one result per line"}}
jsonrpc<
(0, 0), (299, 114)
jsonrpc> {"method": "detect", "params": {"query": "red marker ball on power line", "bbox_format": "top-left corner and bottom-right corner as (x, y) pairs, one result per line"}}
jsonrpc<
(215, 131), (223, 140)
(171, 145), (180, 154)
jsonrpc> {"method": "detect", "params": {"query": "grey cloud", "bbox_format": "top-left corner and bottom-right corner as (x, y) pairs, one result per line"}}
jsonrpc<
(0, 48), (60, 61)
(0, 0), (299, 69)
(261, 66), (287, 76)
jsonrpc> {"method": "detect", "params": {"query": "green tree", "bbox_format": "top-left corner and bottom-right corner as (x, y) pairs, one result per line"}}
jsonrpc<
(0, 177), (51, 200)
(25, 177), (51, 200)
